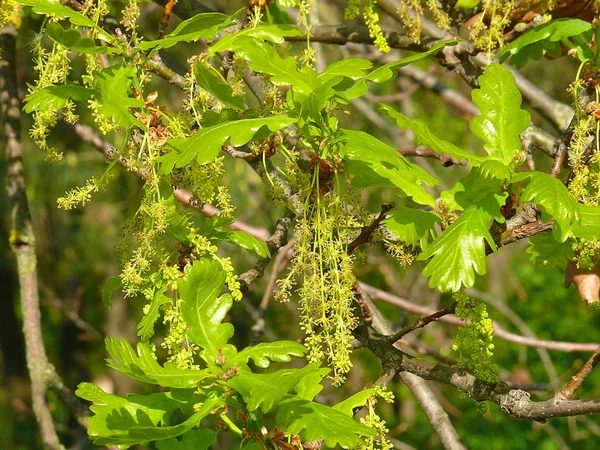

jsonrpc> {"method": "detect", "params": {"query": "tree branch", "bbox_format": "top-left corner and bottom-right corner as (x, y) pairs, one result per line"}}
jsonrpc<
(355, 285), (466, 449)
(399, 146), (468, 166)
(386, 302), (458, 343)
(359, 283), (599, 353)
(555, 345), (600, 401)
(348, 203), (395, 254)
(285, 23), (431, 52)
(238, 211), (294, 293)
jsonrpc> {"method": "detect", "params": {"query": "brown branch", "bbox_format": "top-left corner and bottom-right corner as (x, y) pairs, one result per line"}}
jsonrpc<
(69, 122), (272, 242)
(157, 0), (177, 40)
(354, 285), (466, 449)
(356, 288), (600, 422)
(252, 240), (294, 344)
(555, 345), (600, 401)
(401, 357), (600, 421)
(238, 211), (294, 293)
(497, 221), (553, 249)
(284, 23), (430, 52)
(348, 203), (395, 254)
(399, 146), (468, 167)
(550, 116), (577, 177)
(153, 0), (213, 20)
(386, 302), (458, 343)
(1, 24), (63, 450)
(145, 58), (187, 90)
(359, 283), (599, 353)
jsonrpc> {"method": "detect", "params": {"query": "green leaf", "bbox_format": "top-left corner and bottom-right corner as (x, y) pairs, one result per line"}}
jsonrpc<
(223, 37), (316, 94)
(332, 388), (376, 416)
(317, 58), (373, 84)
(139, 12), (236, 51)
(277, 0), (300, 6)
(101, 277), (122, 310)
(19, 0), (96, 28)
(210, 230), (270, 258)
(227, 363), (328, 413)
(341, 130), (439, 206)
(76, 383), (222, 446)
(383, 206), (441, 250)
(155, 430), (217, 450)
(194, 60), (244, 110)
(227, 341), (306, 369)
(382, 104), (485, 166)
(160, 115), (296, 174)
(92, 65), (145, 128)
(178, 259), (236, 364)
(571, 204), (600, 240)
(418, 203), (496, 292)
(344, 40), (459, 99)
(46, 22), (116, 54)
(137, 285), (171, 340)
(527, 234), (573, 269)
(105, 337), (210, 388)
(23, 84), (96, 114)
(441, 160), (510, 220)
(275, 395), (377, 448)
(499, 18), (593, 69)
(209, 24), (303, 55)
(514, 172), (579, 242)
(470, 63), (530, 166)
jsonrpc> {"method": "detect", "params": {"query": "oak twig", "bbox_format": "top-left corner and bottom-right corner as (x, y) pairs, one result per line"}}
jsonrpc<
(386, 302), (458, 343)
(348, 203), (395, 254)
(555, 346), (600, 401)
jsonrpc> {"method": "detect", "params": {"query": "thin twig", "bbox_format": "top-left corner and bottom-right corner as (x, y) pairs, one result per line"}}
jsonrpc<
(360, 283), (599, 353)
(238, 212), (294, 293)
(555, 345), (600, 401)
(348, 203), (395, 254)
(157, 0), (177, 40)
(550, 117), (577, 177)
(386, 302), (458, 343)
(399, 146), (468, 167)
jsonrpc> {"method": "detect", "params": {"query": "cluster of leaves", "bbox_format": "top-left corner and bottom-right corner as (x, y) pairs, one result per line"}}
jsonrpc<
(13, 0), (600, 447)
(502, 14), (600, 304)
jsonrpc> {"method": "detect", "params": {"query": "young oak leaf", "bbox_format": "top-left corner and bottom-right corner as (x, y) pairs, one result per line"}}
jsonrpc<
(344, 40), (459, 99)
(159, 115), (296, 174)
(341, 129), (439, 207)
(23, 84), (96, 114)
(76, 383), (223, 447)
(383, 206), (441, 251)
(226, 363), (329, 413)
(92, 65), (145, 128)
(105, 337), (211, 388)
(512, 171), (580, 242)
(382, 104), (485, 166)
(499, 18), (593, 69)
(155, 429), (217, 450)
(139, 11), (237, 51)
(275, 395), (377, 448)
(209, 24), (303, 55)
(178, 259), (236, 364)
(226, 341), (306, 369)
(565, 261), (600, 305)
(470, 63), (531, 166)
(194, 60), (245, 110)
(418, 202), (497, 292)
